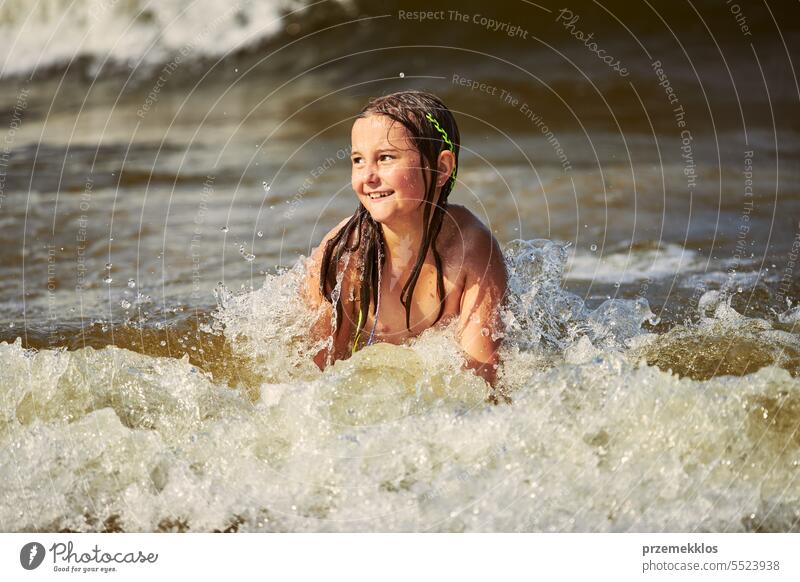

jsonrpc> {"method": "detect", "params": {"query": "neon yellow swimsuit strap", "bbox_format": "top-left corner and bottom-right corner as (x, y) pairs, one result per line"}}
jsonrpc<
(351, 308), (364, 355)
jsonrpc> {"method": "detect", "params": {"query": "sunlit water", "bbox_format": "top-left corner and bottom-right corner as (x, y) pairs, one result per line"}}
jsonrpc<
(2, 240), (798, 532)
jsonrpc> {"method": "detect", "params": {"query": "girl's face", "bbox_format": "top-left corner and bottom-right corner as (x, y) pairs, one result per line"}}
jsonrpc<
(350, 114), (429, 227)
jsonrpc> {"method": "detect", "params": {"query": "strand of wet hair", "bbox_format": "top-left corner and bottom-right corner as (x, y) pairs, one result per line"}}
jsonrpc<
(399, 189), (448, 330)
(320, 205), (385, 345)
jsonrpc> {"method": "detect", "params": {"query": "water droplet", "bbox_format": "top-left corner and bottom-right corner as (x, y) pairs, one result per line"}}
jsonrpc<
(105, 262), (112, 270)
(613, 281), (620, 288)
(244, 253), (256, 262)
(399, 72), (405, 78)
(262, 181), (271, 192)
(103, 276), (113, 284)
(127, 278), (136, 288)
(160, 340), (166, 346)
(737, 286), (743, 293)
(480, 327), (490, 337)
(648, 315), (661, 326)
(590, 244), (598, 252)
(221, 226), (229, 232)
(8, 322), (14, 328)
(257, 231), (263, 238)
(120, 299), (131, 309)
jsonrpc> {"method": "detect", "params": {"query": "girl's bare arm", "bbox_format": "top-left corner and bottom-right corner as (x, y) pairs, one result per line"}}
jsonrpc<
(455, 224), (508, 389)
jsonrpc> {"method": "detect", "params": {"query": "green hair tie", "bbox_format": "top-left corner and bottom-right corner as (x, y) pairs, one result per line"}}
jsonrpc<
(425, 112), (457, 189)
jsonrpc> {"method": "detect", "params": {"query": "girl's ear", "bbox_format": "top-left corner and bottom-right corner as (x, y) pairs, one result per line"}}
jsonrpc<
(436, 150), (456, 187)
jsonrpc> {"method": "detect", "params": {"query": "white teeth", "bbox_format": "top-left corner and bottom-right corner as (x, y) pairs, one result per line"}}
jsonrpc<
(368, 191), (393, 199)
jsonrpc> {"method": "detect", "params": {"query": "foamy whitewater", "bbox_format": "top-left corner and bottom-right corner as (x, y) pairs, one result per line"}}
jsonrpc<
(0, 0), (291, 77)
(2, 240), (798, 532)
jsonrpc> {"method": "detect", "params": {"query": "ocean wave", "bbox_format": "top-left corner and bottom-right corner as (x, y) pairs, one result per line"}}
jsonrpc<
(565, 242), (703, 284)
(0, 0), (299, 78)
(1, 239), (799, 531)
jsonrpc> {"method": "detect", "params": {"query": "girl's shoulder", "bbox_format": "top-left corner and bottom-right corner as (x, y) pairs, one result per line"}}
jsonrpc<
(444, 203), (485, 228)
(442, 204), (507, 286)
(442, 204), (503, 256)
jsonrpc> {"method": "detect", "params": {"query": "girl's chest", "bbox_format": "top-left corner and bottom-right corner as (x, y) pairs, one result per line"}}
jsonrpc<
(359, 261), (464, 345)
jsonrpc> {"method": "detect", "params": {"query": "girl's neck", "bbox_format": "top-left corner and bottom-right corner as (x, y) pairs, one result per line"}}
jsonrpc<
(379, 192), (444, 266)
(380, 222), (424, 267)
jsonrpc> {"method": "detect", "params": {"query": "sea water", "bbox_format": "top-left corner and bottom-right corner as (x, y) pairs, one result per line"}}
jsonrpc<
(2, 240), (798, 532)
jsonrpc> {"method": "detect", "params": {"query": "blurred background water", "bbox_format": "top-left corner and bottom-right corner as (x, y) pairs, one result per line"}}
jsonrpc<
(0, 0), (799, 532)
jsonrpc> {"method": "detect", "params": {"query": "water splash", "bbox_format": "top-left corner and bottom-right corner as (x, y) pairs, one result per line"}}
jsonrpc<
(1, 239), (798, 532)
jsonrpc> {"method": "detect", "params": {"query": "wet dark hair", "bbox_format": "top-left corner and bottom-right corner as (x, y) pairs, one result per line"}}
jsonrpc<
(319, 90), (460, 349)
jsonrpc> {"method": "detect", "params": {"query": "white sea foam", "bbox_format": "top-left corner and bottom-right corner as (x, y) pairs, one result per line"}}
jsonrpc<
(1, 240), (798, 532)
(0, 0), (293, 77)
(565, 242), (702, 284)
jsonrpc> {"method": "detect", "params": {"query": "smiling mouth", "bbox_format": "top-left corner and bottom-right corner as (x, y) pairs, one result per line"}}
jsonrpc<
(367, 191), (394, 200)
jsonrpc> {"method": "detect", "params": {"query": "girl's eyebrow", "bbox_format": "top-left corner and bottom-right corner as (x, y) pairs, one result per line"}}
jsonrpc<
(350, 147), (398, 156)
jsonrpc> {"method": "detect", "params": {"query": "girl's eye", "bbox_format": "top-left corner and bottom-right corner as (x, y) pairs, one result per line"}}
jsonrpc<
(351, 154), (393, 164)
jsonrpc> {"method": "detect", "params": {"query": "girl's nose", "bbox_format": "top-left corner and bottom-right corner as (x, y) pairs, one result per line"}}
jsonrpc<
(362, 163), (380, 184)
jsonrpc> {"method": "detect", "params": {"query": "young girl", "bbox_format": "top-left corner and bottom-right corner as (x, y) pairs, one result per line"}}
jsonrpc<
(302, 90), (507, 389)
